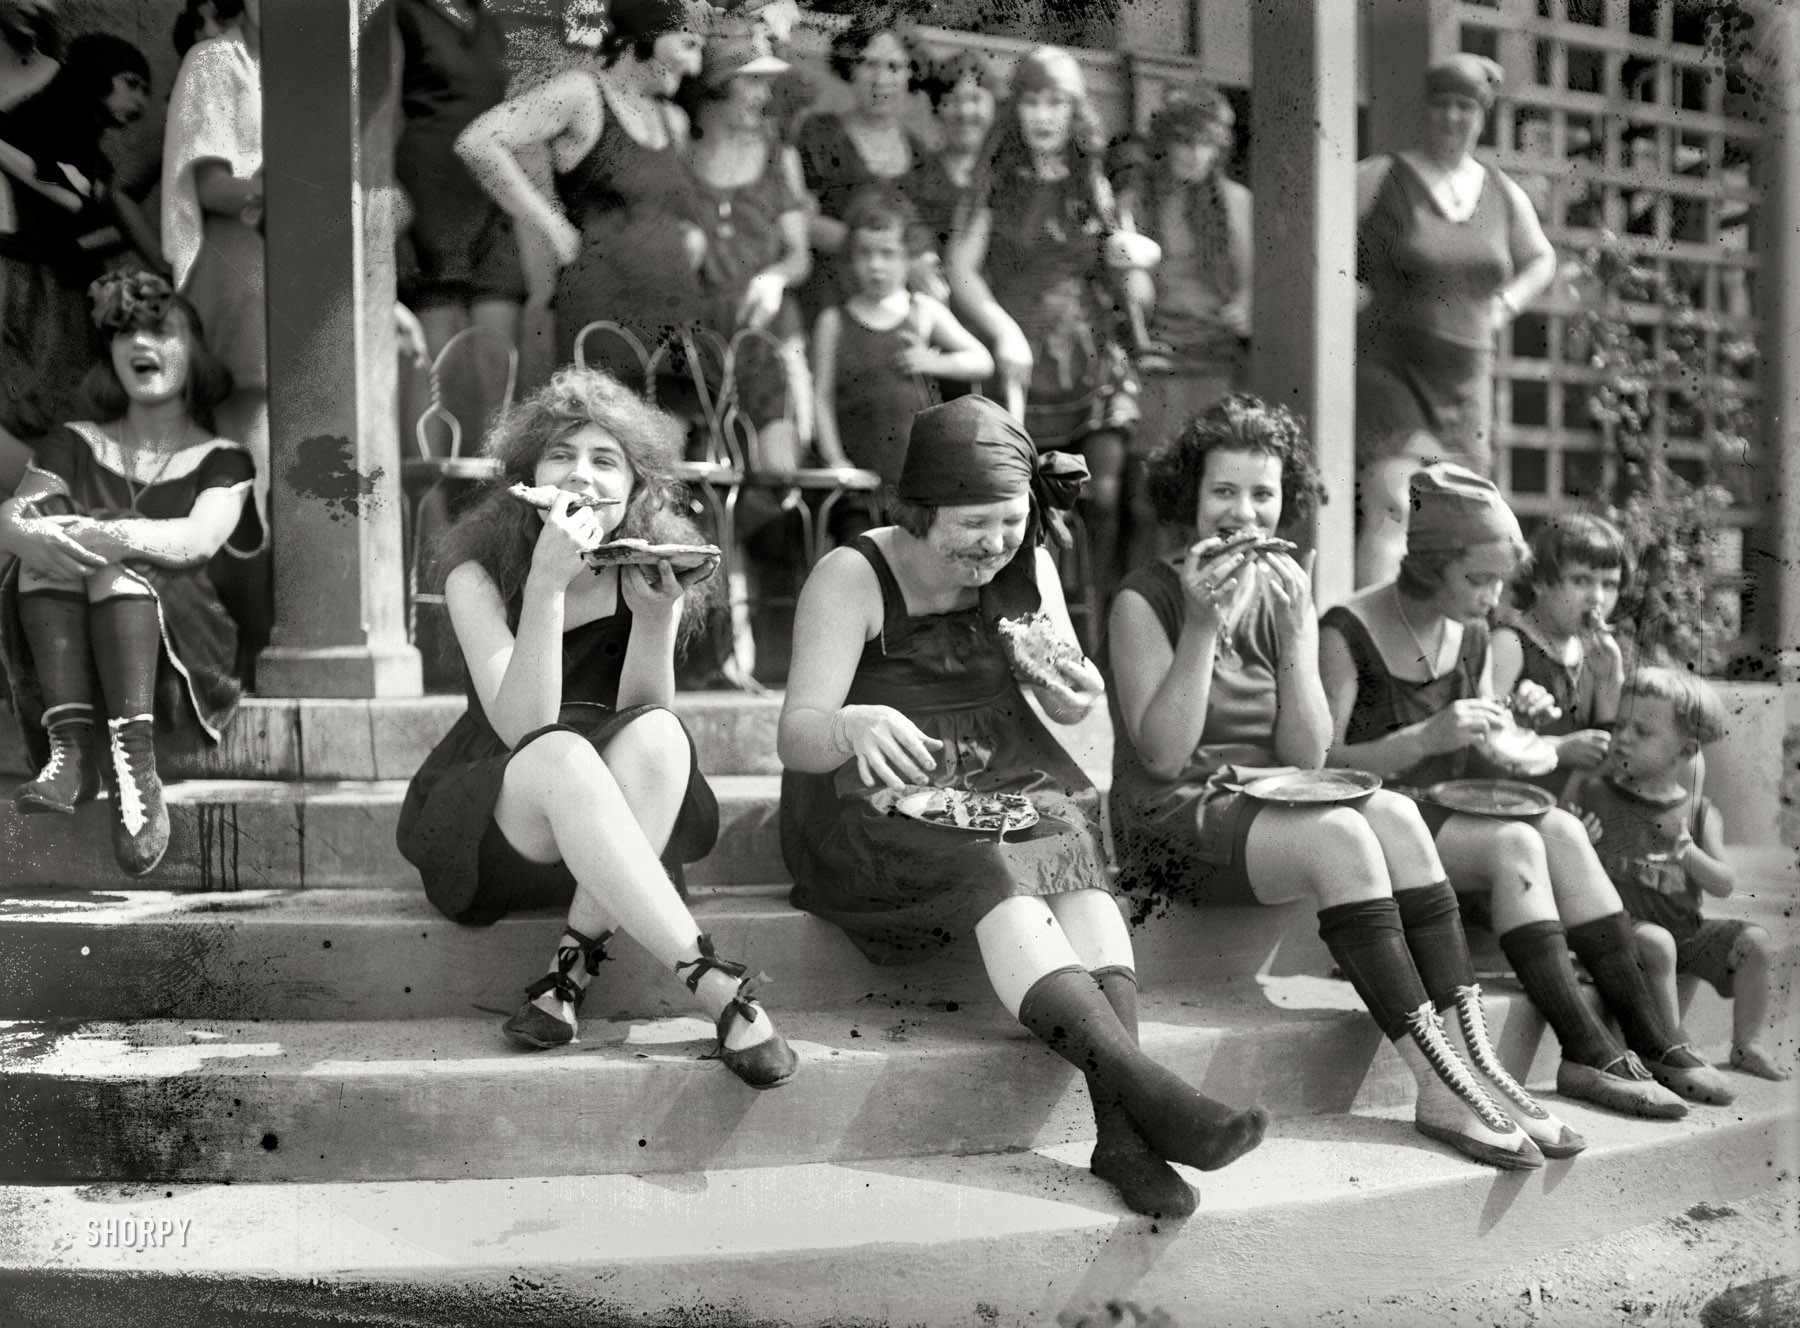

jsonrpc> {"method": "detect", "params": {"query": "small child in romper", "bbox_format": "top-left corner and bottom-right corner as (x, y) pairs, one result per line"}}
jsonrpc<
(811, 185), (993, 491)
(1491, 513), (1628, 794)
(1567, 667), (1789, 1083)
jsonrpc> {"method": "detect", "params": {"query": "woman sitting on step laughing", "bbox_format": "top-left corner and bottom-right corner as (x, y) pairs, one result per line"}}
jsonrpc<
(397, 366), (798, 1089)
(779, 394), (1267, 1220)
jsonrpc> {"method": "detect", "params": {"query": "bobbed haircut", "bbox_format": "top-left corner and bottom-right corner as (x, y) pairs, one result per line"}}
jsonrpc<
(1623, 665), (1728, 748)
(429, 366), (719, 646)
(1141, 393), (1325, 534)
(1512, 511), (1633, 609)
(841, 182), (927, 255)
(76, 296), (234, 433)
(917, 48), (1001, 109)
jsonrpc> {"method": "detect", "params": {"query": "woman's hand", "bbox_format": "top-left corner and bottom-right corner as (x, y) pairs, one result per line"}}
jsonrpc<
(1510, 678), (1562, 726)
(1555, 728), (1612, 770)
(525, 491), (600, 590)
(1035, 652), (1105, 719)
(1177, 540), (1254, 636)
(737, 270), (786, 331)
(1419, 697), (1511, 755)
(833, 704), (945, 788)
(1261, 549), (1315, 646)
(544, 212), (582, 267)
(3, 511), (108, 581)
(620, 559), (685, 617)
(1561, 802), (1604, 844)
(994, 325), (1033, 391)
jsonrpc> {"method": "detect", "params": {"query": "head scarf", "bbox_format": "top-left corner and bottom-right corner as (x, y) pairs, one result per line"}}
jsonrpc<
(1425, 54), (1503, 110)
(1408, 462), (1523, 554)
(898, 396), (1087, 549)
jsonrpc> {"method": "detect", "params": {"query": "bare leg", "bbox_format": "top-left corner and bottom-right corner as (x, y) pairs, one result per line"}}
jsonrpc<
(1727, 926), (1789, 1079)
(492, 728), (767, 1050)
(1632, 921), (1680, 1033)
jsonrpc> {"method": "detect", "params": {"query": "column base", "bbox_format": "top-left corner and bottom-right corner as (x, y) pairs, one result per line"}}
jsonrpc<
(254, 645), (423, 699)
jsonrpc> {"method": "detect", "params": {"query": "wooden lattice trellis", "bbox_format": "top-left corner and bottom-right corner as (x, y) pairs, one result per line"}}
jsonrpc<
(1441, 0), (1766, 644)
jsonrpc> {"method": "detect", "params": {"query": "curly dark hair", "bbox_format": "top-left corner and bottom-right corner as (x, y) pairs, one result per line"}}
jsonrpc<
(1141, 393), (1325, 536)
(429, 367), (719, 650)
(916, 47), (1000, 109)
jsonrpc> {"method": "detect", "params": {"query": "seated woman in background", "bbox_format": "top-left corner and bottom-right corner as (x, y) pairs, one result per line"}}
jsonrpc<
(1107, 395), (1571, 1170)
(396, 367), (797, 1090)
(779, 394), (1266, 1219)
(1319, 464), (1728, 1114)
(0, 270), (255, 878)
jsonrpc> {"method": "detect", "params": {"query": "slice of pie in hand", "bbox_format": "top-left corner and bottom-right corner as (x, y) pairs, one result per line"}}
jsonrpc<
(995, 611), (1087, 691)
(507, 482), (621, 512)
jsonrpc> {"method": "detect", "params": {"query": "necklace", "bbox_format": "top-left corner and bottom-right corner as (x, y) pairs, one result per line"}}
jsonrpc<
(118, 420), (192, 510)
(1395, 587), (1446, 673)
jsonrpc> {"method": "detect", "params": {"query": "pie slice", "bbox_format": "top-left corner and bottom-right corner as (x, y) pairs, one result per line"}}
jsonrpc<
(1191, 529), (1299, 564)
(507, 482), (621, 513)
(995, 611), (1087, 691)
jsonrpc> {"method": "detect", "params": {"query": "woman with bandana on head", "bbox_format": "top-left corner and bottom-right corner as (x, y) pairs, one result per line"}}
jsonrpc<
(0, 33), (153, 488)
(1353, 54), (1556, 586)
(0, 270), (255, 878)
(1321, 464), (1731, 1116)
(456, 0), (707, 377)
(779, 395), (1266, 1219)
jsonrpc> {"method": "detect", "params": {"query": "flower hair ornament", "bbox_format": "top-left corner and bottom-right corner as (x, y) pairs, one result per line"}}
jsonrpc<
(89, 269), (174, 334)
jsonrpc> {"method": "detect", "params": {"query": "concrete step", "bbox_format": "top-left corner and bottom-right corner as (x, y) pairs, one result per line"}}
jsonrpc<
(0, 977), (1426, 1184)
(0, 773), (784, 892)
(0, 692), (788, 783)
(0, 1077), (1791, 1327)
(0, 884), (1336, 1020)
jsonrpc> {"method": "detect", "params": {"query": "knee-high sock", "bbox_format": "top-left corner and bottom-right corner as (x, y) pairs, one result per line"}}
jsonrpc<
(1017, 965), (1264, 1172)
(19, 590), (95, 712)
(1394, 882), (1476, 1010)
(1315, 897), (1431, 1040)
(1565, 912), (1683, 1060)
(1086, 964), (1197, 1216)
(89, 594), (161, 719)
(1498, 919), (1625, 1068)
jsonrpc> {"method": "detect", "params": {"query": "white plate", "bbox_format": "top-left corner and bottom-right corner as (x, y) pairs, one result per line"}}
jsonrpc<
(892, 789), (1039, 836)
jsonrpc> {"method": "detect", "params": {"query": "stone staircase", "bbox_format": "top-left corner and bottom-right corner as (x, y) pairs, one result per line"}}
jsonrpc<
(0, 694), (1795, 1327)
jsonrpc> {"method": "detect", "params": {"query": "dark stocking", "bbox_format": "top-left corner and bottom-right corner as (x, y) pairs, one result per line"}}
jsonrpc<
(1565, 912), (1684, 1060)
(19, 590), (94, 711)
(89, 594), (162, 719)
(1315, 897), (1431, 1040)
(1393, 881), (1475, 1010)
(1498, 920), (1625, 1068)
(1087, 966), (1196, 1217)
(1017, 966), (1266, 1174)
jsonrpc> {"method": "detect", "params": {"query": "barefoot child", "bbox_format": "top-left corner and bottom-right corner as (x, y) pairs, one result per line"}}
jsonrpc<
(812, 185), (993, 490)
(1567, 667), (1788, 1084)
(1491, 513), (1627, 794)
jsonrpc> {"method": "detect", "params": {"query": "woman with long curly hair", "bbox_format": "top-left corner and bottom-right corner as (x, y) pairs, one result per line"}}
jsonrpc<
(945, 45), (1158, 596)
(396, 366), (797, 1090)
(1107, 395), (1577, 1172)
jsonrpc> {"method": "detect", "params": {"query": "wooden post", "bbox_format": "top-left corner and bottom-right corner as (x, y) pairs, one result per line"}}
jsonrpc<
(1752, 1), (1800, 695)
(255, 0), (421, 698)
(1249, 0), (1359, 609)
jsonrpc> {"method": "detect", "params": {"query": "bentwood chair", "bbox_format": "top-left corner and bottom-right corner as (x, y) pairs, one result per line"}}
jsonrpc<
(402, 324), (518, 644)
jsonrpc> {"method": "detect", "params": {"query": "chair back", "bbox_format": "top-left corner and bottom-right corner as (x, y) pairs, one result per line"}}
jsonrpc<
(413, 324), (520, 460)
